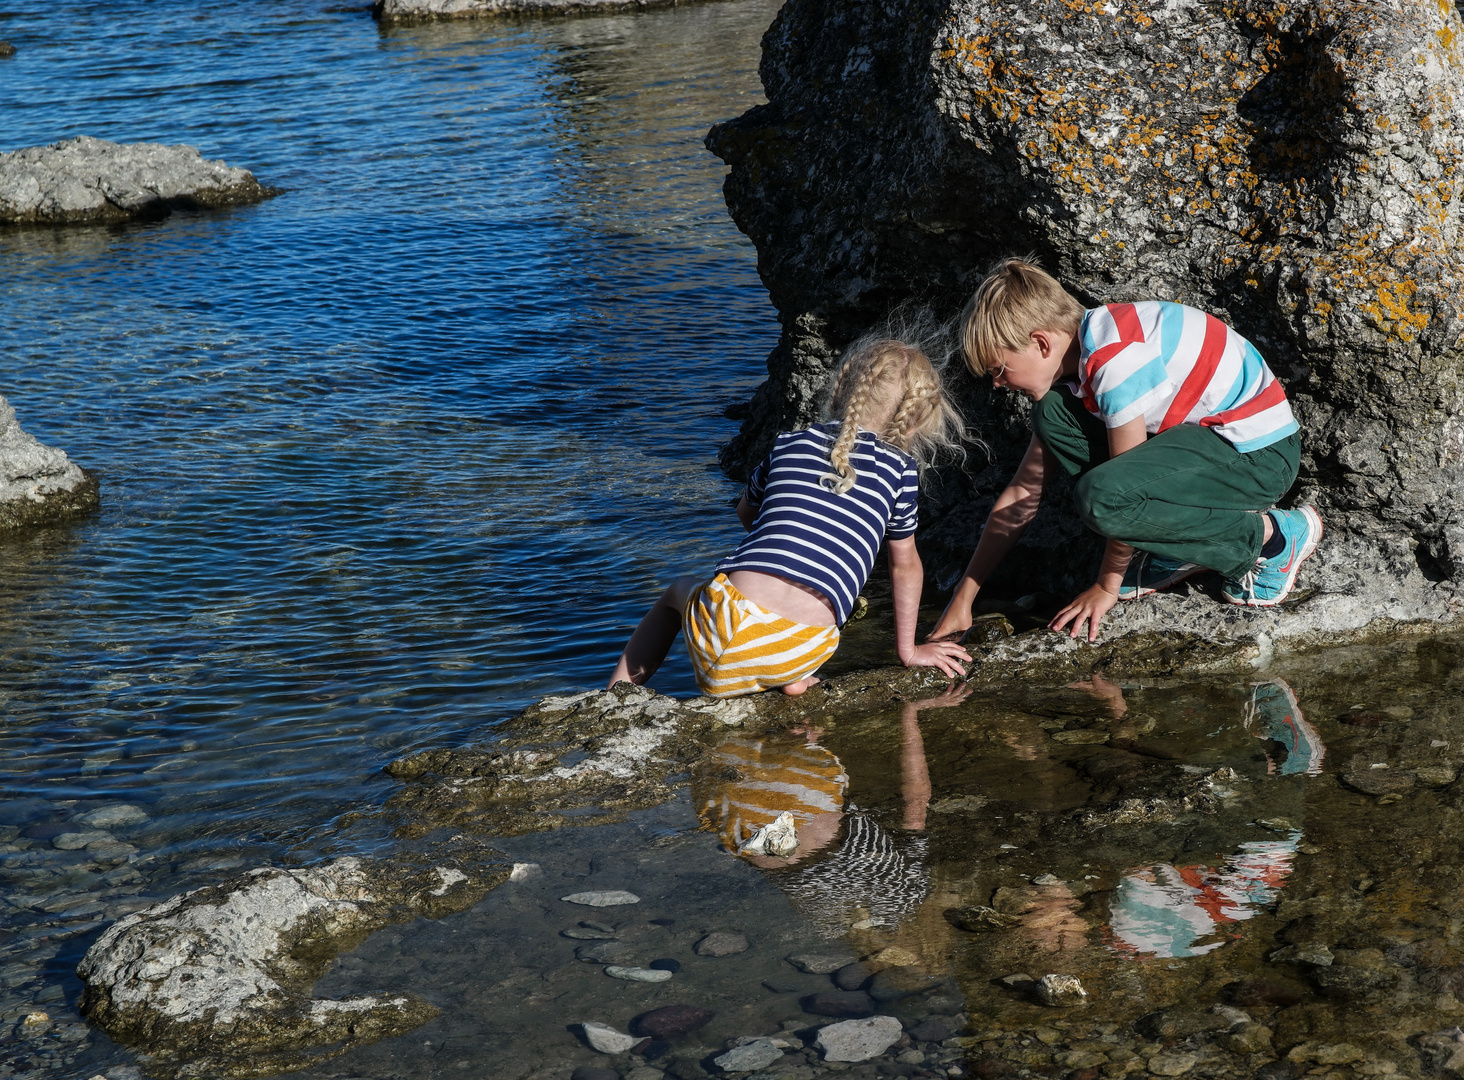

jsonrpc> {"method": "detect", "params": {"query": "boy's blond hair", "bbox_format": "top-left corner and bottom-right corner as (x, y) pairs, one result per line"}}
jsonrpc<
(961, 257), (1086, 376)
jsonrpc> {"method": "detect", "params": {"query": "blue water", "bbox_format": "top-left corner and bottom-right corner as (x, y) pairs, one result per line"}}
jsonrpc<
(0, 0), (781, 1043)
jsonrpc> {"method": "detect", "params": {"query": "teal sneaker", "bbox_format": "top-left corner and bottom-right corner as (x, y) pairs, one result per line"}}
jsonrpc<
(1222, 506), (1323, 607)
(1117, 551), (1204, 601)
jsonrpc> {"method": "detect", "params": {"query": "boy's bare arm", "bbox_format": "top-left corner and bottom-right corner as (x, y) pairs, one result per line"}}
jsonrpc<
(888, 536), (971, 677)
(1050, 417), (1147, 641)
(928, 435), (1052, 640)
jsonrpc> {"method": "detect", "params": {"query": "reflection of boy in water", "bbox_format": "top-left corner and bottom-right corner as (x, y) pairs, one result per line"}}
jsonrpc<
(696, 689), (966, 935)
(1090, 678), (1323, 958)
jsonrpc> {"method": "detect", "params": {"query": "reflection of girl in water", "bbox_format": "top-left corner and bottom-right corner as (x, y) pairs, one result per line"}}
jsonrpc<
(696, 690), (965, 937)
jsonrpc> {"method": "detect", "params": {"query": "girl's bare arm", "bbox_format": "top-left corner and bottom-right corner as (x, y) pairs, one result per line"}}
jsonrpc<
(888, 536), (971, 677)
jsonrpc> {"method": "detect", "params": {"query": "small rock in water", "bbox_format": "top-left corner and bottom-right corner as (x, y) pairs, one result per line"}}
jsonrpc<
(816, 1015), (903, 1062)
(76, 805), (149, 829)
(604, 965), (672, 983)
(562, 890), (641, 907)
(763, 979), (800, 993)
(695, 931), (749, 957)
(868, 968), (944, 1002)
(0, 42), (15, 58)
(580, 1021), (638, 1054)
(1417, 766), (1458, 787)
(648, 958), (681, 972)
(908, 1016), (962, 1042)
(998, 973), (1035, 990)
(1339, 769), (1415, 797)
(713, 1039), (783, 1072)
(833, 962), (872, 990)
(944, 905), (1021, 932)
(623, 1068), (665, 1080)
(804, 991), (875, 1018)
(738, 811), (798, 857)
(868, 946), (920, 967)
(1147, 1050), (1201, 1076)
(1031, 873), (1062, 886)
(788, 951), (856, 974)
(563, 926), (620, 940)
(1035, 973), (1089, 1007)
(577, 941), (637, 965)
(53, 830), (111, 850)
(572, 1068), (620, 1080)
(583, 919), (617, 932)
(509, 862), (541, 881)
(632, 1004), (716, 1039)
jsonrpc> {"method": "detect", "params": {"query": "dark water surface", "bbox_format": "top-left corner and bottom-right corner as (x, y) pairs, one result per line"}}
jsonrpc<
(0, 0), (779, 1066)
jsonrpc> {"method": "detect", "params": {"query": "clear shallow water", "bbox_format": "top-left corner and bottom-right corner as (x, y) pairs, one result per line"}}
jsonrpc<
(0, 0), (779, 1058)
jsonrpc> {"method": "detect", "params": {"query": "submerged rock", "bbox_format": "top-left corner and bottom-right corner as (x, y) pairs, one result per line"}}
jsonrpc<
(816, 1015), (903, 1062)
(0, 395), (98, 530)
(709, 0), (1464, 655)
(373, 0), (714, 20)
(77, 856), (500, 1079)
(0, 136), (276, 226)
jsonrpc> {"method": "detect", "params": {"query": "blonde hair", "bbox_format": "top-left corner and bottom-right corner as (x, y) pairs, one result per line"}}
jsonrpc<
(961, 256), (1085, 376)
(820, 336), (965, 495)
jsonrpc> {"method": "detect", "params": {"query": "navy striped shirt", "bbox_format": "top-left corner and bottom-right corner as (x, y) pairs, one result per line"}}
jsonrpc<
(717, 423), (919, 625)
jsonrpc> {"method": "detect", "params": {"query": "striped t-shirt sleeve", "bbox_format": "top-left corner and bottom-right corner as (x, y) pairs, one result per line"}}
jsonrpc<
(745, 455), (770, 505)
(1081, 304), (1175, 428)
(886, 462), (920, 539)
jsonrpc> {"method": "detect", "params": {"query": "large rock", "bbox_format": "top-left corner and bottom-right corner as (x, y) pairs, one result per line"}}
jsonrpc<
(0, 394), (98, 530)
(76, 856), (499, 1079)
(0, 136), (276, 226)
(374, 0), (713, 20)
(708, 0), (1464, 648)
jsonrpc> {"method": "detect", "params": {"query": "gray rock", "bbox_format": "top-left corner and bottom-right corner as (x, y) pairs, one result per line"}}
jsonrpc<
(562, 890), (641, 907)
(0, 136), (276, 226)
(0, 41), (14, 58)
(77, 857), (492, 1078)
(562, 926), (620, 940)
(603, 965), (673, 983)
(0, 395), (97, 531)
(580, 1020), (638, 1054)
(833, 962), (872, 990)
(787, 951), (856, 974)
(713, 1039), (783, 1072)
(694, 931), (749, 957)
(52, 831), (110, 851)
(75, 805), (149, 830)
(815, 1015), (904, 1062)
(1035, 973), (1089, 1007)
(707, 0), (1464, 654)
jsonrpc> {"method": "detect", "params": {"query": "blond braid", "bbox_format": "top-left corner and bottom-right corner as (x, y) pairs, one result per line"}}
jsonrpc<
(821, 346), (904, 494)
(883, 359), (940, 453)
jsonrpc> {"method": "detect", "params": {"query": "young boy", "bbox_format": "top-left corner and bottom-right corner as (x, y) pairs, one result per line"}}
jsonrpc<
(930, 258), (1321, 644)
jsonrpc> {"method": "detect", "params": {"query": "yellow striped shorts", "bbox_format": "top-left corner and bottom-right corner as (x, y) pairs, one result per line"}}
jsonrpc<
(683, 574), (840, 698)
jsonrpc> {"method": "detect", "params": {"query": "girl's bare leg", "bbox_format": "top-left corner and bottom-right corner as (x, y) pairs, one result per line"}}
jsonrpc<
(780, 674), (821, 696)
(608, 576), (701, 688)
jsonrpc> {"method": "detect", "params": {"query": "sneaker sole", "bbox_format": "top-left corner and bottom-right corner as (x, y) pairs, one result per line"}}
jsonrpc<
(1224, 506), (1324, 608)
(1118, 563), (1205, 601)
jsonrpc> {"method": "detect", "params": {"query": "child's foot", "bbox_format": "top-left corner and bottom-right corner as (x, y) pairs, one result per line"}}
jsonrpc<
(781, 675), (821, 696)
(1222, 506), (1323, 607)
(1117, 552), (1204, 601)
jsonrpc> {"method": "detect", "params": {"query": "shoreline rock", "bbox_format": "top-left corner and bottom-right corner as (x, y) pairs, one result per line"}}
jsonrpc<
(0, 394), (99, 531)
(707, 0), (1464, 652)
(77, 856), (501, 1079)
(373, 0), (717, 21)
(0, 136), (278, 227)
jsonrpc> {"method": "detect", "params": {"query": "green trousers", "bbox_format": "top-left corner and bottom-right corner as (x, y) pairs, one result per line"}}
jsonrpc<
(1031, 387), (1300, 580)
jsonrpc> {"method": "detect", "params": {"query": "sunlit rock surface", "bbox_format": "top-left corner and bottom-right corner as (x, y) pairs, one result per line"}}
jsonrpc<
(0, 394), (97, 530)
(0, 136), (276, 226)
(76, 857), (500, 1079)
(708, 0), (1464, 649)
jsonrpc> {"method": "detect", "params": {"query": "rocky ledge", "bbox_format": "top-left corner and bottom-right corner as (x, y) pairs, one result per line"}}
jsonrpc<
(373, 0), (709, 21)
(708, 0), (1464, 653)
(0, 394), (98, 530)
(77, 855), (502, 1079)
(0, 136), (277, 226)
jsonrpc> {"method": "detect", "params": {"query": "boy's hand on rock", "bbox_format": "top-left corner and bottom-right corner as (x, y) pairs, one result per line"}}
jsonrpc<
(926, 606), (972, 643)
(900, 641), (972, 678)
(1050, 584), (1119, 642)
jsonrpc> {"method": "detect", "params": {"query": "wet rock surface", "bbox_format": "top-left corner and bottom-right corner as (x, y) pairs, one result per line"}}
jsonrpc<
(0, 136), (277, 226)
(708, 0), (1464, 654)
(76, 855), (502, 1078)
(0, 394), (98, 530)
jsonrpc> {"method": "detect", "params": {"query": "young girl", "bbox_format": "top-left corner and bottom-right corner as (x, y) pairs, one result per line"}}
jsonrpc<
(608, 335), (972, 698)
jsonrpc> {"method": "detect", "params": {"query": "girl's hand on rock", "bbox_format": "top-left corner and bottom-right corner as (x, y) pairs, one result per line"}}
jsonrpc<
(1049, 584), (1119, 643)
(900, 640), (972, 678)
